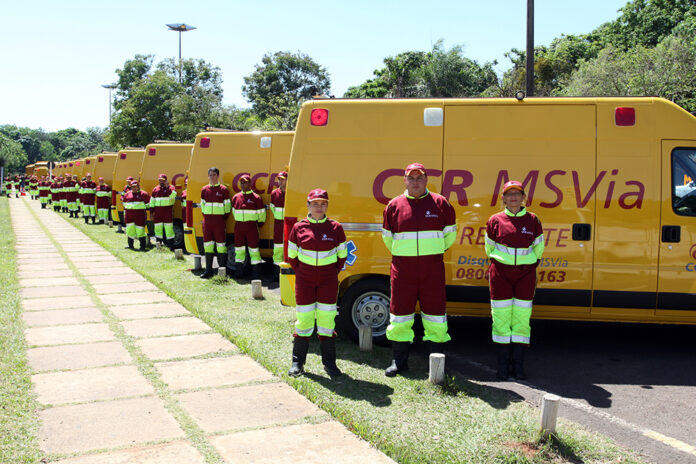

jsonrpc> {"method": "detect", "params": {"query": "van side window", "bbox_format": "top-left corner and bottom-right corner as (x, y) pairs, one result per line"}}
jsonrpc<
(672, 148), (696, 216)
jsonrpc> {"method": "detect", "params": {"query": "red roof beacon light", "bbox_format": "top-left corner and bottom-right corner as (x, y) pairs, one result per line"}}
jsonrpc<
(148, 148), (156, 156)
(86, 159), (91, 164)
(119, 153), (127, 160)
(310, 108), (329, 126)
(615, 107), (635, 126)
(200, 137), (211, 148)
(98, 157), (104, 162)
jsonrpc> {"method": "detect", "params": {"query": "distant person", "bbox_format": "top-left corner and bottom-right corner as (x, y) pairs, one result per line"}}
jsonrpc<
(80, 173), (97, 223)
(231, 174), (265, 279)
(270, 171), (288, 277)
(95, 177), (112, 224)
(199, 167), (231, 278)
(150, 174), (177, 247)
(484, 180), (544, 380)
(122, 180), (151, 251)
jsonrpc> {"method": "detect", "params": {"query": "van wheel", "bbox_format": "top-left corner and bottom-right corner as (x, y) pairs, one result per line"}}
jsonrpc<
(338, 278), (390, 345)
(171, 221), (184, 249)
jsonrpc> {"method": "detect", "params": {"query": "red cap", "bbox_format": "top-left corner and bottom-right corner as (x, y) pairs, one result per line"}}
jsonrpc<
(276, 171), (288, 179)
(85, 173), (91, 177)
(98, 177), (104, 181)
(127, 176), (134, 181)
(405, 163), (426, 176)
(158, 173), (167, 180)
(502, 180), (524, 194)
(130, 180), (139, 187)
(239, 174), (251, 182)
(307, 188), (329, 202)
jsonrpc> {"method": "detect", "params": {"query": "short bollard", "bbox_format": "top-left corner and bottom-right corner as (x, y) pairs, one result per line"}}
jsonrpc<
(193, 256), (202, 270)
(108, 221), (113, 228)
(429, 353), (446, 385)
(540, 393), (560, 439)
(117, 223), (123, 233)
(218, 267), (227, 277)
(251, 279), (264, 299)
(156, 242), (163, 250)
(174, 249), (184, 260)
(359, 326), (373, 352)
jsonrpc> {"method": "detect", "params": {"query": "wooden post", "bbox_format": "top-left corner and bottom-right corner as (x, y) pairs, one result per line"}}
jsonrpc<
(429, 353), (445, 385)
(251, 279), (264, 299)
(156, 242), (163, 250)
(193, 256), (202, 270)
(117, 223), (123, 233)
(359, 326), (373, 352)
(174, 249), (184, 260)
(217, 266), (226, 277)
(540, 393), (560, 439)
(108, 220), (113, 228)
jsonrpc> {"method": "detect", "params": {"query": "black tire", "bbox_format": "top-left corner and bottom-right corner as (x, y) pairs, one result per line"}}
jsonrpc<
(338, 278), (391, 346)
(171, 220), (185, 249)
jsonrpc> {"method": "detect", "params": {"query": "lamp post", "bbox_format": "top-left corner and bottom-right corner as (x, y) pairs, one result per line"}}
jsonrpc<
(166, 23), (197, 82)
(101, 84), (116, 126)
(525, 0), (534, 97)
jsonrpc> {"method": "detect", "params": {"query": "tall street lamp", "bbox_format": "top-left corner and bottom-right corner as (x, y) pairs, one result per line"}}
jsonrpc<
(166, 23), (197, 82)
(101, 84), (116, 126)
(525, 0), (534, 97)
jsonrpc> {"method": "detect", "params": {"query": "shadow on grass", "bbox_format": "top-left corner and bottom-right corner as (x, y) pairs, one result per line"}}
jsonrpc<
(543, 434), (586, 464)
(304, 372), (394, 407)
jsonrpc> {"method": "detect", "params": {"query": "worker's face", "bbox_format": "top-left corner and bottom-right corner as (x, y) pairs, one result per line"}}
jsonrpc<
(277, 177), (287, 190)
(404, 172), (427, 197)
(240, 179), (251, 192)
(502, 189), (525, 209)
(159, 178), (167, 188)
(99, 179), (104, 185)
(86, 176), (91, 181)
(208, 171), (219, 185)
(132, 184), (140, 193)
(307, 200), (328, 220)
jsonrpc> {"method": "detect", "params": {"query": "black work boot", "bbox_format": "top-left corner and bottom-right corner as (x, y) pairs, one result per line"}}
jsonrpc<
(233, 263), (244, 279)
(511, 343), (527, 380)
(139, 237), (148, 251)
(429, 341), (447, 354)
(41, 204), (46, 209)
(200, 253), (216, 279)
(84, 215), (89, 224)
(288, 336), (310, 376)
(252, 264), (261, 279)
(495, 343), (511, 380)
(385, 341), (410, 377)
(91, 216), (96, 224)
(126, 238), (135, 250)
(217, 253), (227, 275)
(320, 337), (342, 378)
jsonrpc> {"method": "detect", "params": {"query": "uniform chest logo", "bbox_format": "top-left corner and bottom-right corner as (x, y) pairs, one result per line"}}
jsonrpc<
(521, 226), (534, 235)
(247, 199), (254, 203)
(321, 233), (334, 241)
(216, 192), (222, 197)
(425, 210), (439, 218)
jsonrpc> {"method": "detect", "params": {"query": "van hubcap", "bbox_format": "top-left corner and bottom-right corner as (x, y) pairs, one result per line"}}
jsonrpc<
(351, 292), (389, 336)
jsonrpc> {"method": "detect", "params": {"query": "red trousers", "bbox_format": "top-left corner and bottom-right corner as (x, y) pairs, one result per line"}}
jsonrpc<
(96, 197), (110, 209)
(124, 210), (146, 227)
(390, 255), (446, 317)
(202, 215), (226, 244)
(152, 206), (173, 223)
(273, 219), (283, 244)
(295, 264), (339, 306)
(234, 221), (259, 248)
(488, 261), (537, 301)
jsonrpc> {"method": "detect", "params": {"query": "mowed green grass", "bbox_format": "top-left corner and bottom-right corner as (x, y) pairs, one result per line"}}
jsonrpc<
(0, 197), (42, 464)
(63, 212), (644, 464)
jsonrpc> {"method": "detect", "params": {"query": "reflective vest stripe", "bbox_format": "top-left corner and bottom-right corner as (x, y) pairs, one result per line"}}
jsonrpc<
(200, 199), (231, 215)
(485, 233), (544, 266)
(232, 208), (266, 222)
(124, 201), (147, 210)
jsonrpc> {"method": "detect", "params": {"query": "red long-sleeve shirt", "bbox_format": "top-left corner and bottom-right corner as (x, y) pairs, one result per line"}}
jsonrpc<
(287, 217), (347, 272)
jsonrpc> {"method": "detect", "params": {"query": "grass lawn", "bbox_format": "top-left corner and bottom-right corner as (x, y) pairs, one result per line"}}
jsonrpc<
(0, 197), (42, 464)
(54, 210), (645, 464)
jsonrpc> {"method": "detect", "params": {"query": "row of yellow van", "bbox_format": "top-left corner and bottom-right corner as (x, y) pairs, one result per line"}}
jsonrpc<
(36, 97), (696, 342)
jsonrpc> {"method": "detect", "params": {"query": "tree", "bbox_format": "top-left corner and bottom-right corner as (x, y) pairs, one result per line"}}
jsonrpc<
(0, 135), (28, 173)
(242, 51), (331, 130)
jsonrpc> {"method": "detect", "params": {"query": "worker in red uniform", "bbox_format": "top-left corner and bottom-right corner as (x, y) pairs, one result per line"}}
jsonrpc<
(38, 176), (50, 208)
(270, 171), (288, 276)
(4, 177), (11, 197)
(149, 174), (177, 247)
(50, 176), (63, 211)
(199, 167), (231, 278)
(485, 180), (544, 380)
(381, 162), (457, 377)
(29, 176), (38, 199)
(181, 178), (188, 225)
(95, 177), (112, 224)
(231, 174), (266, 279)
(63, 174), (80, 217)
(80, 173), (97, 224)
(287, 189), (348, 378)
(14, 175), (21, 198)
(122, 180), (151, 251)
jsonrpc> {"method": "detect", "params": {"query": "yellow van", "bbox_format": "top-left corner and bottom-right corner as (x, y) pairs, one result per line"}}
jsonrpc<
(110, 148), (145, 224)
(140, 142), (193, 248)
(92, 153), (118, 185)
(281, 97), (696, 342)
(34, 161), (49, 178)
(25, 164), (34, 176)
(184, 131), (293, 259)
(79, 156), (97, 178)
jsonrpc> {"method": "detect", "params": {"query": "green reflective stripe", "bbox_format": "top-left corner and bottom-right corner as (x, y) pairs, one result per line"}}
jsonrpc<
(151, 196), (176, 207)
(421, 312), (451, 343)
(443, 224), (457, 249)
(124, 201), (147, 210)
(201, 201), (227, 215)
(486, 234), (539, 266)
(82, 189), (96, 194)
(336, 242), (347, 259)
(393, 231), (443, 240)
(96, 191), (110, 197)
(382, 228), (394, 251)
(505, 207), (527, 217)
(386, 313), (415, 342)
(490, 299), (513, 308)
(232, 208), (265, 222)
(296, 304), (316, 313)
(389, 230), (447, 256)
(512, 298), (533, 309)
(182, 199), (186, 207)
(273, 243), (284, 263)
(317, 303), (336, 311)
(421, 314), (447, 324)
(271, 204), (284, 220)
(287, 241), (299, 259)
(316, 326), (334, 336)
(390, 314), (414, 324)
(249, 247), (262, 265)
(297, 247), (339, 266)
(204, 241), (215, 253)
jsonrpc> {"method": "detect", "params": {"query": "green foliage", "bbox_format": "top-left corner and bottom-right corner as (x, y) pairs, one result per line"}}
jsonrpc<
(0, 135), (28, 172)
(242, 51), (331, 130)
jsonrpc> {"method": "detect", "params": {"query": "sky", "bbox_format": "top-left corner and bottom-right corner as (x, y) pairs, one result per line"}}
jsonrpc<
(0, 0), (629, 132)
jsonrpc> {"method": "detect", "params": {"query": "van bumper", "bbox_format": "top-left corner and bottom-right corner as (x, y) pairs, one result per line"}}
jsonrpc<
(279, 263), (296, 307)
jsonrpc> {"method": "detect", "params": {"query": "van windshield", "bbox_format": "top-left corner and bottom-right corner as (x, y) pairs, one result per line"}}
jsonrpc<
(672, 148), (696, 216)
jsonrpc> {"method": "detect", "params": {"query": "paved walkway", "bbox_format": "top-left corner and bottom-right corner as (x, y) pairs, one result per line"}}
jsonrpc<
(12, 197), (394, 464)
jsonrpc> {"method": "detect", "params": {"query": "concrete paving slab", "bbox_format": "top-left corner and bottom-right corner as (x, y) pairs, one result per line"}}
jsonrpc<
(19, 263), (69, 272)
(79, 266), (134, 276)
(21, 285), (88, 299)
(18, 269), (75, 279)
(210, 422), (396, 464)
(27, 342), (132, 372)
(85, 273), (146, 285)
(16, 253), (62, 260)
(121, 317), (212, 338)
(23, 296), (95, 311)
(32, 365), (154, 405)
(20, 276), (81, 287)
(25, 323), (115, 346)
(109, 302), (190, 320)
(15, 246), (57, 252)
(156, 356), (273, 390)
(93, 281), (159, 294)
(70, 257), (122, 266)
(17, 256), (65, 263)
(51, 441), (206, 464)
(137, 334), (236, 361)
(99, 291), (174, 306)
(39, 397), (185, 454)
(64, 251), (113, 257)
(177, 383), (321, 433)
(22, 307), (103, 327)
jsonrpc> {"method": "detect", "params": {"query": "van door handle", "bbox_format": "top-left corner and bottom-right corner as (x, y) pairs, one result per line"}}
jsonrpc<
(662, 225), (681, 243)
(572, 223), (592, 241)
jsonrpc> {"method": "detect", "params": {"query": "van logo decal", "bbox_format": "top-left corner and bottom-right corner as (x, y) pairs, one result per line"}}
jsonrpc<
(690, 244), (696, 260)
(342, 240), (358, 270)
